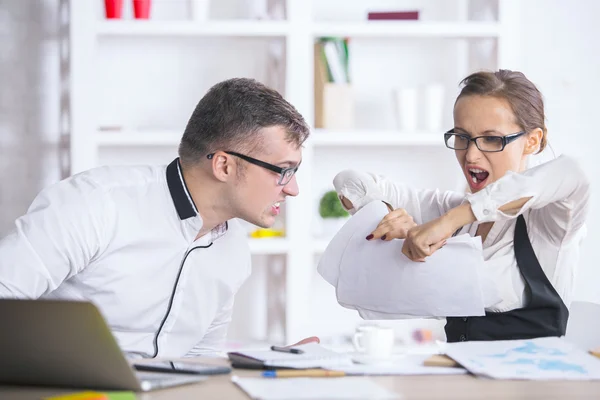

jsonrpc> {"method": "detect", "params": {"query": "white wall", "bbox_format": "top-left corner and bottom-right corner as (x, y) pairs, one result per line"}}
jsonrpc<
(511, 0), (600, 304)
(0, 0), (61, 234)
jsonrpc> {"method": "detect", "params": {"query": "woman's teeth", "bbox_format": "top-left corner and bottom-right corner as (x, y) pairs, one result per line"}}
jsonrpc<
(469, 168), (489, 184)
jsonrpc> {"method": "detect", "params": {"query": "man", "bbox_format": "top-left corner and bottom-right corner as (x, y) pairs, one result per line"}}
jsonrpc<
(0, 78), (315, 357)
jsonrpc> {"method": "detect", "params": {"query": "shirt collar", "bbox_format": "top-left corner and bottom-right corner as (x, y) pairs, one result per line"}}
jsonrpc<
(166, 158), (197, 220)
(166, 158), (229, 241)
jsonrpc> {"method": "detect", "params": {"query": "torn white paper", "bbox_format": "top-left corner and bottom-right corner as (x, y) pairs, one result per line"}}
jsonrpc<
(318, 201), (500, 318)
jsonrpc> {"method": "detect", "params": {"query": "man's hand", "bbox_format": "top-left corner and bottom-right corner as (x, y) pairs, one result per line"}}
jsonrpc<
(367, 208), (416, 241)
(286, 336), (320, 347)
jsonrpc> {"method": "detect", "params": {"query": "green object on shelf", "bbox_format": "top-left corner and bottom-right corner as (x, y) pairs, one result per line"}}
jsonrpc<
(319, 190), (349, 218)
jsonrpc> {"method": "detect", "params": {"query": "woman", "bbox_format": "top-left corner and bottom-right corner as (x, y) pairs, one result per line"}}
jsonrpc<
(333, 70), (590, 342)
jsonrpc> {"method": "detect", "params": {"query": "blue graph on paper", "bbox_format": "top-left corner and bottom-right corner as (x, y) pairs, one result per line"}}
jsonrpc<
(485, 341), (567, 358)
(481, 341), (587, 375)
(448, 337), (600, 379)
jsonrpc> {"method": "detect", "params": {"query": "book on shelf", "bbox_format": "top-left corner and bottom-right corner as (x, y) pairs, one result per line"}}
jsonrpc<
(367, 11), (419, 21)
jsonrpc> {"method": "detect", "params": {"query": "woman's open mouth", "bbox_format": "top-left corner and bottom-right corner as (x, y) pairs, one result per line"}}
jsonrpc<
(467, 167), (489, 191)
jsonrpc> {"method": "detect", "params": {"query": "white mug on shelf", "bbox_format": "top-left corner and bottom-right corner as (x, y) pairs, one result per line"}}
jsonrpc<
(393, 87), (418, 132)
(189, 0), (210, 21)
(424, 83), (445, 132)
(352, 325), (395, 359)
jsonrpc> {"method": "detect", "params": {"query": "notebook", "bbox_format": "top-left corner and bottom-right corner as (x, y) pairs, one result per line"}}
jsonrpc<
(227, 343), (353, 370)
(231, 376), (399, 399)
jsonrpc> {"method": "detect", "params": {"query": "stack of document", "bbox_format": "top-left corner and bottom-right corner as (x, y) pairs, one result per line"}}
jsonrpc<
(318, 201), (500, 319)
(228, 342), (466, 376)
(228, 343), (352, 370)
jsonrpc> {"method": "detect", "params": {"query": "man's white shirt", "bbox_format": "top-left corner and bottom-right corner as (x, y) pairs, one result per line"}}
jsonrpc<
(0, 159), (251, 358)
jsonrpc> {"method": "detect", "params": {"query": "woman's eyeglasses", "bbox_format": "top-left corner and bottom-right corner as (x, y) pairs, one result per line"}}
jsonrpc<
(444, 130), (526, 152)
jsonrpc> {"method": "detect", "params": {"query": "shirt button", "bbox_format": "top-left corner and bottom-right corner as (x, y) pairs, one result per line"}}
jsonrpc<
(483, 209), (490, 216)
(459, 334), (467, 342)
(462, 317), (468, 322)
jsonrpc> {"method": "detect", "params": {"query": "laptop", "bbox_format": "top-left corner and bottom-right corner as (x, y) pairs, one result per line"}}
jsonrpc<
(0, 299), (206, 391)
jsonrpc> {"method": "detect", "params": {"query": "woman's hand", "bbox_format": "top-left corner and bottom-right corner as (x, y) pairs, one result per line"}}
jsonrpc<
(401, 215), (455, 261)
(367, 208), (417, 241)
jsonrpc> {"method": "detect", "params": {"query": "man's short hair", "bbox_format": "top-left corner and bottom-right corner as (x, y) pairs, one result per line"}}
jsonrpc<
(179, 78), (310, 166)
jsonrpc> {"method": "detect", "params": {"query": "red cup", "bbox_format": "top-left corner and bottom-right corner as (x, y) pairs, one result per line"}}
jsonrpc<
(133, 0), (151, 19)
(104, 0), (123, 19)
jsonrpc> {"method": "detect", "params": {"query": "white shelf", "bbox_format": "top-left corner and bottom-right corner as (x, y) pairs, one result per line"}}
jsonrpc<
(96, 129), (444, 148)
(95, 20), (290, 37)
(71, 0), (515, 342)
(248, 238), (289, 255)
(95, 20), (501, 39)
(310, 130), (443, 147)
(312, 21), (501, 38)
(96, 130), (181, 147)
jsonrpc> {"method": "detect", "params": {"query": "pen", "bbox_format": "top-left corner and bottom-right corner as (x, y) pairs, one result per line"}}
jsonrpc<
(270, 345), (304, 354)
(262, 369), (346, 378)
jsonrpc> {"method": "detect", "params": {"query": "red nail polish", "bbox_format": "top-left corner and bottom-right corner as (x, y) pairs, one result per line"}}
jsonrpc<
(366, 234), (374, 240)
(381, 235), (387, 240)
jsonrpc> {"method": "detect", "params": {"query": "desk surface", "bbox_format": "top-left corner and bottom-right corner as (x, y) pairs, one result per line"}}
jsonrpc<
(2, 358), (600, 400)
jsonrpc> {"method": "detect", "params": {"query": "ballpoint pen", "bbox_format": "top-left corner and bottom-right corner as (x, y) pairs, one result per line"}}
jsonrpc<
(270, 345), (304, 354)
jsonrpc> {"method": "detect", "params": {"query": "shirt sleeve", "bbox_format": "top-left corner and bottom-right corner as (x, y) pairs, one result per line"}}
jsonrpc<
(184, 296), (234, 357)
(466, 155), (590, 246)
(333, 170), (465, 224)
(0, 175), (113, 298)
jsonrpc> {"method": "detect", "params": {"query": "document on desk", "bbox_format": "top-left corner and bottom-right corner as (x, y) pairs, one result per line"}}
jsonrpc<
(231, 376), (400, 399)
(338, 355), (467, 376)
(318, 201), (500, 318)
(444, 337), (600, 380)
(228, 343), (353, 369)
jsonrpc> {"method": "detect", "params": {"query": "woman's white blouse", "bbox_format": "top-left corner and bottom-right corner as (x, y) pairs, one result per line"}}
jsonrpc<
(333, 155), (590, 312)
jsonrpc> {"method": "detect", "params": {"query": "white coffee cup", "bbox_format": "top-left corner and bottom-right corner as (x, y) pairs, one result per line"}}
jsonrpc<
(352, 325), (395, 358)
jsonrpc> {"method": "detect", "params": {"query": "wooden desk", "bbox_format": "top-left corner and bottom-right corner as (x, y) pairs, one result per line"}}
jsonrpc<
(2, 358), (600, 400)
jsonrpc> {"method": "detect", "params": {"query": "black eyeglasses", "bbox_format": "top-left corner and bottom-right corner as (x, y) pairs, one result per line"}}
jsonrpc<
(444, 130), (526, 153)
(207, 151), (299, 186)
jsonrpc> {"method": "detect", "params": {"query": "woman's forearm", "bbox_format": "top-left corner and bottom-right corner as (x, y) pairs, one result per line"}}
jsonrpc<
(443, 196), (533, 232)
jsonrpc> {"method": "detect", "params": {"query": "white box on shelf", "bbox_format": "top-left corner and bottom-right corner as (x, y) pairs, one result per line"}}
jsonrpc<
(393, 87), (418, 131)
(189, 0), (210, 21)
(315, 83), (355, 130)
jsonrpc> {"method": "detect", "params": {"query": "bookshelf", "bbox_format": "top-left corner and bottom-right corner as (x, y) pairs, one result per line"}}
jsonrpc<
(311, 21), (501, 38)
(96, 20), (290, 37)
(70, 0), (518, 343)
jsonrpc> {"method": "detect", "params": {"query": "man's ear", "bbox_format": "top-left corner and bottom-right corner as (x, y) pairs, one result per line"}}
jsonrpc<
(524, 128), (543, 155)
(210, 152), (235, 183)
